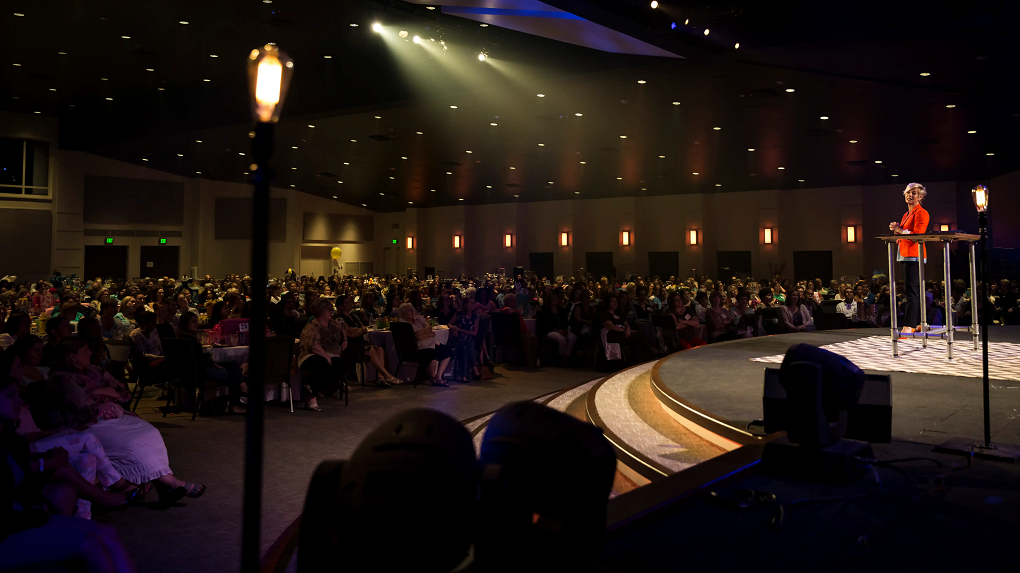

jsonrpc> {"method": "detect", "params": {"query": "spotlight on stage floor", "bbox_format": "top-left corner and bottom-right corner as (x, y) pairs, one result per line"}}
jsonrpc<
(476, 401), (616, 572)
(761, 344), (876, 483)
(297, 409), (476, 573)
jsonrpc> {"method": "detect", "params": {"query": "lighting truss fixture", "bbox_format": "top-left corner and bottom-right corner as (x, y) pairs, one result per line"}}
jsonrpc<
(372, 23), (383, 33)
(478, 53), (487, 61)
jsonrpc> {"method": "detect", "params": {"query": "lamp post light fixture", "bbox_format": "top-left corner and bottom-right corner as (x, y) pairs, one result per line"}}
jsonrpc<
(973, 185), (992, 449)
(242, 43), (293, 573)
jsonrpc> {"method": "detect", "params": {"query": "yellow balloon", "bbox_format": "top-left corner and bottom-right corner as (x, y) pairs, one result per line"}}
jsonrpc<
(330, 247), (342, 260)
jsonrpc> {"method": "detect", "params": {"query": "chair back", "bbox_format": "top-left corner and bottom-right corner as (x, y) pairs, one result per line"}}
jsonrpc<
(820, 299), (840, 314)
(491, 312), (509, 345)
(389, 321), (420, 362)
(263, 336), (294, 385)
(491, 312), (522, 347)
(474, 316), (491, 346)
(161, 338), (202, 385)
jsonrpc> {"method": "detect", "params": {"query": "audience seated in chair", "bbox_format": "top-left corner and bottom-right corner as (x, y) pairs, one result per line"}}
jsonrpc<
(397, 303), (452, 386)
(336, 294), (398, 387)
(177, 311), (247, 414)
(297, 298), (349, 412)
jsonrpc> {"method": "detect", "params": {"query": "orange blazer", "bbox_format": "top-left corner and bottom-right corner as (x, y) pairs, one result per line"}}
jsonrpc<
(898, 205), (929, 258)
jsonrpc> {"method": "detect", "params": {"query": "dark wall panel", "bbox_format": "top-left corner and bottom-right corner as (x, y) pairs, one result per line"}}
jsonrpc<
(83, 176), (185, 225)
(214, 197), (287, 242)
(0, 209), (51, 279)
(302, 213), (374, 243)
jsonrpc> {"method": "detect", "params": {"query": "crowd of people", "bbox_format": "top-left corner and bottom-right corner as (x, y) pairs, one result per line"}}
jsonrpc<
(0, 266), (1016, 570)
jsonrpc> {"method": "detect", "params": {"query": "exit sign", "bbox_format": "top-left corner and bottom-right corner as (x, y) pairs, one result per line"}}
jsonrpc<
(392, 239), (397, 244)
(159, 238), (167, 244)
(105, 237), (114, 244)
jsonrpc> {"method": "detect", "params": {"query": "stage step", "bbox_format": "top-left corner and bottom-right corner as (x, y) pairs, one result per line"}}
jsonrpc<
(586, 363), (728, 484)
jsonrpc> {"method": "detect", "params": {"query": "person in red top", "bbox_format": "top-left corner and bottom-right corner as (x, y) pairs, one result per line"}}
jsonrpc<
(888, 182), (930, 333)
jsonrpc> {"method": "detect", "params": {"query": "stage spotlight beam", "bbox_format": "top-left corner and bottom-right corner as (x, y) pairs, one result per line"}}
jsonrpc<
(372, 22), (383, 33)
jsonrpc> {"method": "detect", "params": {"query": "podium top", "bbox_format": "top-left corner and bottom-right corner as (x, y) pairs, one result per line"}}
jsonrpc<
(875, 232), (980, 243)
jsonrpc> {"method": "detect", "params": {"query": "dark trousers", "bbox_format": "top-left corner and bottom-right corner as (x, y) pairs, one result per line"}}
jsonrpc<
(300, 355), (346, 399)
(204, 360), (245, 406)
(903, 261), (920, 328)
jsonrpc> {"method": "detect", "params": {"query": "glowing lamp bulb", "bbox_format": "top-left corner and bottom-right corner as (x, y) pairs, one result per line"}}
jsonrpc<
(478, 53), (486, 61)
(254, 55), (282, 122)
(372, 23), (382, 33)
(650, 1), (658, 8)
(972, 185), (989, 213)
(398, 30), (408, 38)
(413, 35), (421, 44)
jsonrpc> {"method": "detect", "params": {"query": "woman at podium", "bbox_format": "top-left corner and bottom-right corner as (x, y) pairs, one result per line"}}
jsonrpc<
(888, 183), (930, 333)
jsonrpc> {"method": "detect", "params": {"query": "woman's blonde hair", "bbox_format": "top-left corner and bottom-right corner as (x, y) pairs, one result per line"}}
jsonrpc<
(903, 182), (927, 202)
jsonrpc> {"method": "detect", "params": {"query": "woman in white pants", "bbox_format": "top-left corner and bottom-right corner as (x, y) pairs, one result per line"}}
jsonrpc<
(537, 292), (577, 365)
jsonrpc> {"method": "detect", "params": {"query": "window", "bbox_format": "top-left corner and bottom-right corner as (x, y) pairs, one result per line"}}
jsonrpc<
(0, 138), (49, 196)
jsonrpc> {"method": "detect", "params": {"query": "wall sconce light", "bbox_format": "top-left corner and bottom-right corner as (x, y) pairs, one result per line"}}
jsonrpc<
(689, 229), (698, 246)
(560, 231), (570, 247)
(453, 234), (462, 249)
(406, 236), (414, 249)
(504, 233), (513, 248)
(621, 230), (631, 246)
(846, 226), (857, 243)
(763, 228), (773, 244)
(939, 223), (957, 232)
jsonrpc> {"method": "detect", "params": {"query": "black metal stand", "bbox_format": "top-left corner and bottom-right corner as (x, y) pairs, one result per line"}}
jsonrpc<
(936, 210), (1020, 462)
(241, 121), (274, 573)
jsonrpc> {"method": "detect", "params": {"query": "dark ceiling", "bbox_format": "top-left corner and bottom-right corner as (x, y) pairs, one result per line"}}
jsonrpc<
(2, 1), (1017, 212)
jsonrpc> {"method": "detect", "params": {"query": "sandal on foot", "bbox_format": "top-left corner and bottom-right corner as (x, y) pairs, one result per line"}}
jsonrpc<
(375, 379), (393, 388)
(387, 377), (403, 386)
(182, 482), (206, 499)
(303, 403), (322, 411)
(431, 379), (449, 387)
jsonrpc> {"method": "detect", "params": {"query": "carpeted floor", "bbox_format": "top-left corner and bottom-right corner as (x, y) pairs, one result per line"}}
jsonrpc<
(104, 365), (598, 573)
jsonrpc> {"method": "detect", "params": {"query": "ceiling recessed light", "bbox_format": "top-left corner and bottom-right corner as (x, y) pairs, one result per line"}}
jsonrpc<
(490, 122), (497, 126)
(874, 160), (882, 164)
(350, 23), (359, 27)
(536, 93), (545, 97)
(919, 72), (930, 76)
(145, 68), (154, 72)
(195, 140), (202, 143)
(479, 23), (488, 27)
(580, 161), (586, 164)
(849, 140), (858, 143)
(459, 198), (464, 201)
(380, 193), (385, 196)
(619, 135), (627, 138)
(637, 80), (646, 84)
(967, 130), (977, 134)
(374, 115), (381, 119)
(362, 203), (367, 206)
(332, 195), (338, 199)
(798, 179), (805, 182)
(785, 88), (795, 93)
(891, 174), (899, 177)
(734, 43), (740, 49)
(33, 111), (39, 114)
(400, 156), (407, 159)
(777, 166), (785, 170)
(547, 181), (554, 184)
(48, 88), (56, 91)
(692, 172), (699, 175)
(486, 185), (492, 188)
(12, 63), (20, 66)
(177, 153), (184, 157)
(986, 152), (995, 156)
(14, 13), (24, 16)
(292, 167), (298, 170)
(307, 124), (314, 128)
(715, 183), (722, 187)
(238, 152), (245, 156)
(291, 146), (298, 149)
(450, 105), (458, 109)
(946, 104), (956, 108)
(713, 126), (721, 130)
(446, 171), (452, 175)
(203, 78), (210, 82)
(101, 77), (108, 80)
(157, 87), (164, 91)
(196, 171), (201, 174)
(672, 101), (681, 106)
(465, 150), (472, 153)
(538, 143), (545, 146)
(820, 116), (829, 120)
(616, 177), (623, 180)
(651, 1), (659, 8)
(179, 21), (189, 25)
(121, 35), (130, 39)
(338, 181), (343, 184)
(426, 6), (435, 9)
(513, 194), (519, 197)
(575, 113), (582, 116)
(704, 29), (710, 35)
(510, 167), (516, 169)
(747, 148), (755, 151)
(142, 158), (148, 161)
(343, 162), (349, 165)
(430, 189), (436, 192)
(106, 97), (113, 101)
(416, 131), (423, 134)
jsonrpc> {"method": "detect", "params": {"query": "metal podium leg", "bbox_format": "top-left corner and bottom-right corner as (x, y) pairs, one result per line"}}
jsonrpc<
(919, 242), (927, 348)
(888, 242), (898, 357)
(944, 241), (953, 360)
(969, 242), (979, 351)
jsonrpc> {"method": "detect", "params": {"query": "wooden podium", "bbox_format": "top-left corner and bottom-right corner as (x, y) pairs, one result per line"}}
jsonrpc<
(875, 232), (980, 359)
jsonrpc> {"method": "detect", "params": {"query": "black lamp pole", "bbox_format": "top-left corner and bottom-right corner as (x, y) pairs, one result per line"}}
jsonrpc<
(978, 210), (990, 447)
(241, 121), (273, 573)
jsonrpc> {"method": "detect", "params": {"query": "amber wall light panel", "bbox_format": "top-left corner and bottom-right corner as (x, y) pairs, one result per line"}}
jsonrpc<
(689, 229), (698, 246)
(763, 228), (773, 244)
(560, 231), (569, 247)
(406, 236), (414, 249)
(940, 224), (950, 232)
(846, 226), (857, 243)
(504, 233), (513, 248)
(621, 231), (631, 246)
(453, 234), (462, 249)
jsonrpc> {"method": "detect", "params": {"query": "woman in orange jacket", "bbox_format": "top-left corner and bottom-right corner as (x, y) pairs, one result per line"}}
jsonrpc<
(889, 183), (930, 333)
